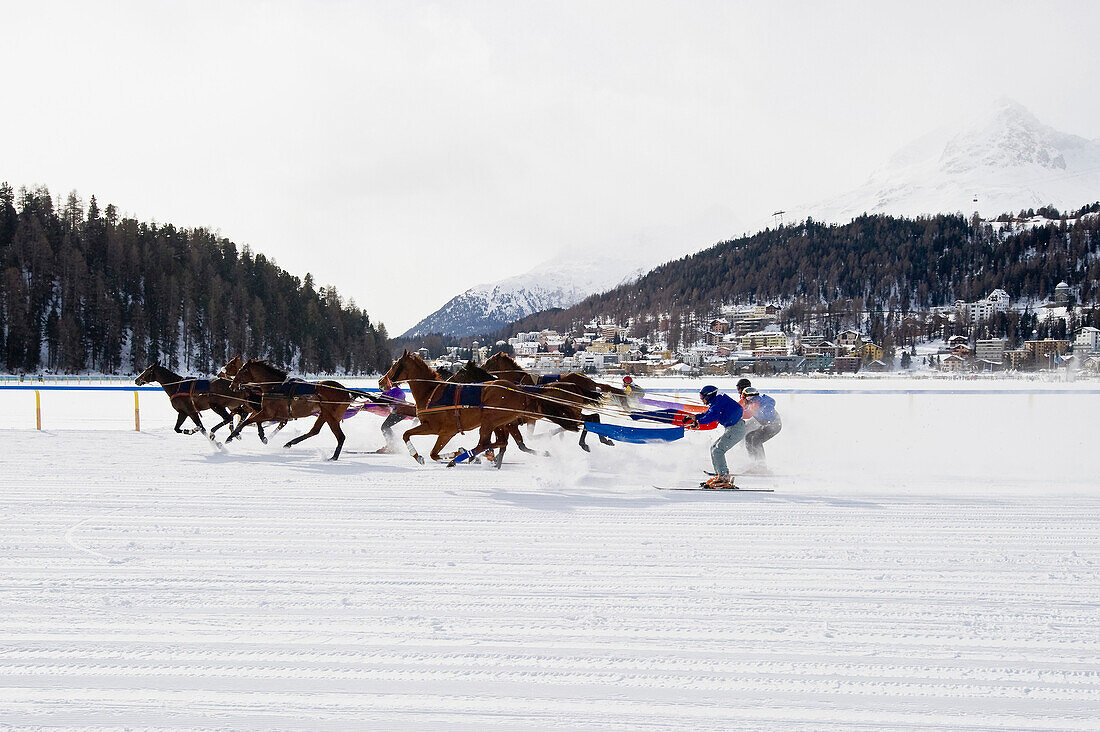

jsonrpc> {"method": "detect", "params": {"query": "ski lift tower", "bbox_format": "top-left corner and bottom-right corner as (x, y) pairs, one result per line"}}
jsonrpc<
(772, 210), (785, 228)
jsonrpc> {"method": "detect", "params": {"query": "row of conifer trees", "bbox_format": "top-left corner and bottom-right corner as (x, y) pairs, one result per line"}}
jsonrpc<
(0, 184), (391, 375)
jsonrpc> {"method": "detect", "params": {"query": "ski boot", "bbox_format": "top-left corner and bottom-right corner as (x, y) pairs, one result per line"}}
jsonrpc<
(701, 474), (735, 489)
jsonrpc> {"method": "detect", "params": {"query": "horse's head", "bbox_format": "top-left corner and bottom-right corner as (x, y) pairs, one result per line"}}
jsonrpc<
(485, 351), (519, 372)
(381, 350), (430, 390)
(230, 359), (261, 392)
(135, 362), (160, 386)
(218, 354), (243, 379)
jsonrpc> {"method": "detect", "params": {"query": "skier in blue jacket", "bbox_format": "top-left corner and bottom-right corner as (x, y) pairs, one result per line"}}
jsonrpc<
(740, 386), (782, 469)
(686, 384), (746, 488)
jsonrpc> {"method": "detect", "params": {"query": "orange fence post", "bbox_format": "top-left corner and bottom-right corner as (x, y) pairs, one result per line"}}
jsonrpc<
(35, 389), (42, 430)
(134, 390), (140, 431)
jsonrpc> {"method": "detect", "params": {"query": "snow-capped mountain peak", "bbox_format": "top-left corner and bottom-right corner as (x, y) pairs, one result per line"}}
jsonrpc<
(806, 98), (1100, 222)
(400, 255), (647, 339)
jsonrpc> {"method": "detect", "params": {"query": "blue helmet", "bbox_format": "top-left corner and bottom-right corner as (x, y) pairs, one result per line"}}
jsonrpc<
(699, 385), (718, 403)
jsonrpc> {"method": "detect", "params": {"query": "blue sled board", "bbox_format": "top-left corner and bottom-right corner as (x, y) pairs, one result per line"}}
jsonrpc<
(582, 422), (684, 444)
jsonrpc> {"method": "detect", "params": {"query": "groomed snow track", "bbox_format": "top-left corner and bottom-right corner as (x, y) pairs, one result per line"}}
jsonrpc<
(1, 380), (1098, 728)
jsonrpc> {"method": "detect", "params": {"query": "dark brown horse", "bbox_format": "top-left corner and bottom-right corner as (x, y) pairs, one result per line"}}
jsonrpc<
(380, 351), (575, 467)
(135, 361), (269, 444)
(226, 359), (369, 460)
(482, 352), (616, 451)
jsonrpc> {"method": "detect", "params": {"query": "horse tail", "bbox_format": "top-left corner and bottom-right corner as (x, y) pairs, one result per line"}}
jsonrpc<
(319, 380), (374, 401)
(528, 392), (580, 432)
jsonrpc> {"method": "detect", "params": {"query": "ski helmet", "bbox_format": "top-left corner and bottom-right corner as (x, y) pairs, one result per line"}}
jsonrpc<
(699, 385), (718, 402)
(623, 375), (633, 384)
(736, 378), (752, 392)
(741, 386), (759, 398)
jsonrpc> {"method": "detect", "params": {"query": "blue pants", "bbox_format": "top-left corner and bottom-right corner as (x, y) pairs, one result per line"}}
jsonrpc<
(711, 421), (749, 476)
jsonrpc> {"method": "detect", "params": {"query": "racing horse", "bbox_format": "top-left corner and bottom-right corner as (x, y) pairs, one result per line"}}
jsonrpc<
(209, 355), (268, 441)
(482, 352), (618, 451)
(225, 359), (369, 460)
(135, 361), (268, 442)
(135, 362), (257, 446)
(445, 360), (548, 457)
(380, 351), (576, 467)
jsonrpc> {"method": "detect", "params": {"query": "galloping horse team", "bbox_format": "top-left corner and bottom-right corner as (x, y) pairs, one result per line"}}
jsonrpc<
(136, 351), (628, 465)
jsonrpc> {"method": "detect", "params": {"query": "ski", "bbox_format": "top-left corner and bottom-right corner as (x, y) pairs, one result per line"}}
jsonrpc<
(655, 485), (774, 492)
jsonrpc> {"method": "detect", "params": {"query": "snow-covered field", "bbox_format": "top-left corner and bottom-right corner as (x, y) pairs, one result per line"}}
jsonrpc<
(2, 379), (1099, 728)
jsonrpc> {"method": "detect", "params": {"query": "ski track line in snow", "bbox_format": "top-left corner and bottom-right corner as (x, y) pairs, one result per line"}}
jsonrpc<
(1, 402), (1099, 730)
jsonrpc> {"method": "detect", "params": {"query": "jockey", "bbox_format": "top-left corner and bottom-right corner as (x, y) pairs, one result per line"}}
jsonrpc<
(686, 384), (746, 488)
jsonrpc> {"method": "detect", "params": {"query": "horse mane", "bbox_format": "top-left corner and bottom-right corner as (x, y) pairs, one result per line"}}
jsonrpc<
(488, 352), (522, 370)
(403, 351), (441, 382)
(247, 358), (288, 381)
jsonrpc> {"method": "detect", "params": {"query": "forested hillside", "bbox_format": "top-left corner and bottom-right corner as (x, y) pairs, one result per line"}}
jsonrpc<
(0, 184), (391, 374)
(501, 206), (1100, 342)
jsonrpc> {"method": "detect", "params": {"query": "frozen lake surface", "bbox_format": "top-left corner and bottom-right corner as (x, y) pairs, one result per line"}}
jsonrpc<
(1, 379), (1098, 728)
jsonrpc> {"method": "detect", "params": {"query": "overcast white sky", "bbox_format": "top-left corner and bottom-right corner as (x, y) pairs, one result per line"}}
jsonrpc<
(4, 1), (1099, 333)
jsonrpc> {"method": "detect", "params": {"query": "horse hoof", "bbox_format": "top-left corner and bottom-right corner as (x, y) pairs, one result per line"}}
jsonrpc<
(260, 438), (268, 445)
(446, 461), (456, 468)
(580, 444), (591, 453)
(416, 455), (425, 465)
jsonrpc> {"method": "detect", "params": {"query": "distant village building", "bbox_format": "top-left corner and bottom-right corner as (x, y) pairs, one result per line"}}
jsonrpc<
(833, 356), (861, 373)
(958, 289), (1011, 321)
(835, 329), (862, 349)
(1074, 326), (1100, 354)
(975, 338), (1007, 364)
(940, 354), (969, 373)
(1054, 281), (1071, 305)
(740, 331), (789, 351)
(1024, 339), (1071, 361)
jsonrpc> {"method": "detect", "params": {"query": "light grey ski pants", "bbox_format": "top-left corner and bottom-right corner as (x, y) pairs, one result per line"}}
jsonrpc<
(711, 420), (750, 476)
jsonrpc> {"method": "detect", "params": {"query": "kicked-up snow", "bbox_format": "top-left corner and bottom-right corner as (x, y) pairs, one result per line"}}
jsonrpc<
(1, 379), (1098, 728)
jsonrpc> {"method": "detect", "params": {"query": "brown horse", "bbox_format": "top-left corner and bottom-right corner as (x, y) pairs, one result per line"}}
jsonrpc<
(226, 359), (369, 460)
(445, 360), (545, 457)
(380, 351), (574, 467)
(482, 352), (616, 451)
(135, 361), (268, 444)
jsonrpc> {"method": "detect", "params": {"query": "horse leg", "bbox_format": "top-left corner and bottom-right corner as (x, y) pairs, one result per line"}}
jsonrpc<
(186, 409), (221, 448)
(508, 424), (535, 454)
(173, 411), (190, 434)
(450, 424), (497, 467)
(227, 409), (264, 442)
(583, 412), (614, 447)
(209, 406), (234, 434)
(284, 414), (325, 449)
(324, 411), (346, 461)
(430, 433), (457, 463)
(400, 422), (441, 465)
(254, 419), (267, 444)
(491, 424), (509, 469)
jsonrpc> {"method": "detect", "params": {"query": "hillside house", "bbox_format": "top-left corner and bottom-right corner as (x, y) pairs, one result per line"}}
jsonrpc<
(836, 330), (862, 348)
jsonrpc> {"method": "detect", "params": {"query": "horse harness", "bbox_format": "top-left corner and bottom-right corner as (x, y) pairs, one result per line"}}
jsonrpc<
(419, 383), (486, 434)
(169, 379), (212, 401)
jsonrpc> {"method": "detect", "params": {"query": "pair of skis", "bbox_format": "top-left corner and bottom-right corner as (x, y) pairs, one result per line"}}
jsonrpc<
(654, 471), (775, 492)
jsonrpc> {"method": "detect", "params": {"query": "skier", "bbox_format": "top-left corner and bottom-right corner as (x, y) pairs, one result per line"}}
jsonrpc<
(740, 386), (782, 470)
(685, 384), (746, 488)
(373, 383), (413, 453)
(622, 375), (646, 406)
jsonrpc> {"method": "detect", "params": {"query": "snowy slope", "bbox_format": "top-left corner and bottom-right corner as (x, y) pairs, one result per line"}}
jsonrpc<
(401, 255), (648, 338)
(2, 381), (1099, 727)
(807, 98), (1100, 222)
